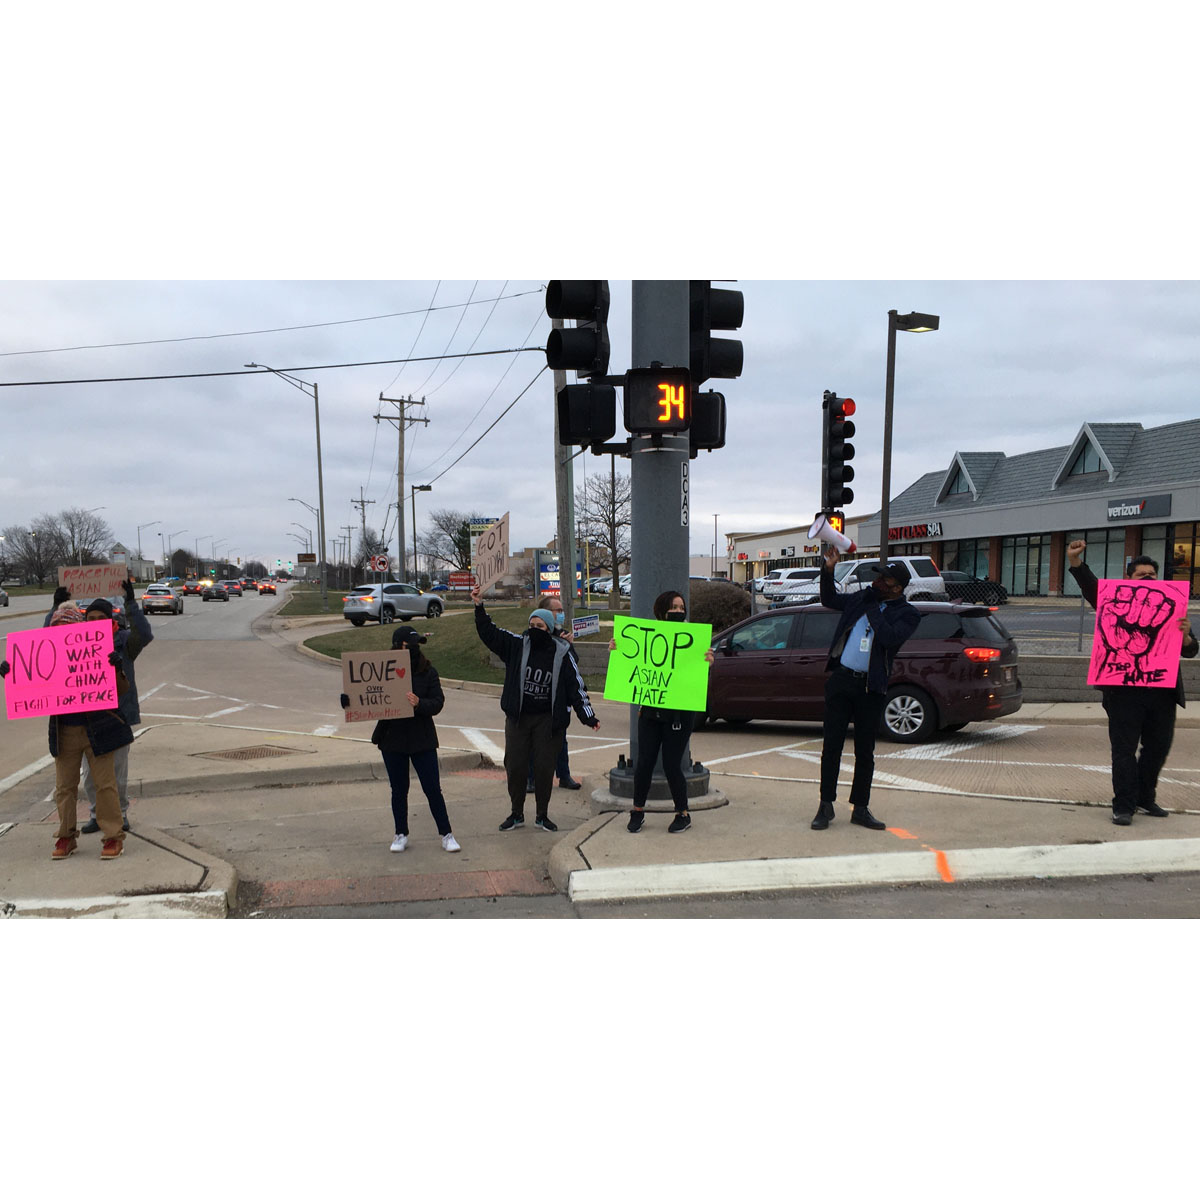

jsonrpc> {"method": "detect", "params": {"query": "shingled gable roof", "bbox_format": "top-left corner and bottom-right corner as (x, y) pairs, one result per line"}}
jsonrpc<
(1051, 422), (1142, 488)
(935, 451), (1005, 502)
(880, 417), (1200, 522)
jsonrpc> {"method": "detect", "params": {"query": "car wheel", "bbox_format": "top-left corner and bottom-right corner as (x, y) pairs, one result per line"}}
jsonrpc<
(380, 608), (394, 625)
(427, 601), (442, 618)
(881, 686), (938, 743)
(350, 616), (366, 627)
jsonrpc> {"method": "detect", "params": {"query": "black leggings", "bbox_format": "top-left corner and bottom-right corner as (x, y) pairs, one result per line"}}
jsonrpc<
(633, 710), (693, 811)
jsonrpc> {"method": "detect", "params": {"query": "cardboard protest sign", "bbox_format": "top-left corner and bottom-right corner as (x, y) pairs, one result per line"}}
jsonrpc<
(58, 564), (129, 596)
(603, 615), (712, 712)
(341, 649), (413, 722)
(4, 623), (118, 720)
(1087, 578), (1190, 688)
(572, 614), (601, 638)
(473, 512), (509, 596)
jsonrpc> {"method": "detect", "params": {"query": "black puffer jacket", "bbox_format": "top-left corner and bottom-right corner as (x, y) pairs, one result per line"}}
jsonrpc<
(370, 658), (445, 754)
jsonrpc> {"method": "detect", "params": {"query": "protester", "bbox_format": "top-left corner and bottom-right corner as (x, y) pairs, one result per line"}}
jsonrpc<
(1, 600), (132, 860)
(344, 626), (460, 853)
(812, 548), (920, 832)
(1067, 539), (1198, 825)
(616, 590), (714, 834)
(42, 585), (71, 627)
(80, 576), (153, 834)
(471, 585), (599, 832)
(525, 594), (582, 793)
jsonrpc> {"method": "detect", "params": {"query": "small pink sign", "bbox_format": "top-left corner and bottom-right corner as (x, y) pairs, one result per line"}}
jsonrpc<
(1087, 579), (1191, 688)
(3, 623), (118, 720)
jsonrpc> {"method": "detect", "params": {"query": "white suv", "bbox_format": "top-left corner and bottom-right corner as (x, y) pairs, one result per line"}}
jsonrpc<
(343, 582), (444, 626)
(776, 556), (946, 606)
(761, 567), (821, 602)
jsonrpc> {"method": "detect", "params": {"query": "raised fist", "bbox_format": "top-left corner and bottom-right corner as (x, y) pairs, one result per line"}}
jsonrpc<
(1098, 584), (1175, 679)
(1066, 539), (1087, 567)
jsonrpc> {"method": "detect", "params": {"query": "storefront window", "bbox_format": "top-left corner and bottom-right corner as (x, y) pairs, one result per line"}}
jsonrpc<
(1169, 523), (1197, 595)
(1140, 525), (1168, 578)
(1062, 527), (1126, 594)
(943, 537), (989, 577)
(1000, 535), (1049, 596)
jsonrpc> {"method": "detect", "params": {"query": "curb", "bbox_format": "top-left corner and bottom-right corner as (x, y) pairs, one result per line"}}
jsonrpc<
(1, 828), (238, 919)
(559, 835), (1200, 902)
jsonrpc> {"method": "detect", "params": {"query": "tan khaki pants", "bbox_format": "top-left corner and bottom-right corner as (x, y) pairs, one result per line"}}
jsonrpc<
(54, 724), (124, 842)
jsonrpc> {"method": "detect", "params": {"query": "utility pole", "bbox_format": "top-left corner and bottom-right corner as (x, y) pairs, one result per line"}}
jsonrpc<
(551, 317), (577, 624)
(341, 525), (355, 587)
(376, 394), (429, 583)
(352, 486), (375, 576)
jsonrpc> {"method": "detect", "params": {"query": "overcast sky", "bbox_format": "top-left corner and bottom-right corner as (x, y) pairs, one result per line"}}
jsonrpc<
(1, 279), (1197, 573)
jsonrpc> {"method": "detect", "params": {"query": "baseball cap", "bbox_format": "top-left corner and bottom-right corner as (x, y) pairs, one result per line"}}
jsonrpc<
(870, 561), (912, 587)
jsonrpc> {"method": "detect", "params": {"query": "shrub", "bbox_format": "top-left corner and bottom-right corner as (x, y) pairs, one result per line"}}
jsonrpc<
(689, 580), (750, 634)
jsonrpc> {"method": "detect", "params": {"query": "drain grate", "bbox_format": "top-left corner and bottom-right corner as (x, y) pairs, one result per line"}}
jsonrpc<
(191, 745), (312, 762)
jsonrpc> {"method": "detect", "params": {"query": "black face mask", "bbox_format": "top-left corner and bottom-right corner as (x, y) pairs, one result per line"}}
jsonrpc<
(528, 627), (553, 648)
(665, 610), (687, 622)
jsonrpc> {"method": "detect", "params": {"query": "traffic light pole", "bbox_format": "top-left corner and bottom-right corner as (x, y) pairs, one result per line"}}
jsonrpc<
(551, 317), (577, 626)
(609, 281), (710, 801)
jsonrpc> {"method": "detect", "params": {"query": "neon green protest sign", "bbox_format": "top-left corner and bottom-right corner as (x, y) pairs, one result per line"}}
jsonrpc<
(603, 615), (712, 712)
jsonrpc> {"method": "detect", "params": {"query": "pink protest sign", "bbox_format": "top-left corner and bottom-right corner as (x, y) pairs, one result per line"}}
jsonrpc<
(1087, 579), (1191, 688)
(3, 623), (118, 720)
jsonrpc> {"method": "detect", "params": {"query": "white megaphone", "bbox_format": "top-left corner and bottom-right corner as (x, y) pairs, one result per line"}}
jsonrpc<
(808, 513), (857, 554)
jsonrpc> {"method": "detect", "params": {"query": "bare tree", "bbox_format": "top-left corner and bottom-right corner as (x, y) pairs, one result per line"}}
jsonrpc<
(2, 516), (68, 585)
(354, 526), (390, 572)
(421, 508), (474, 573)
(58, 507), (114, 566)
(576, 468), (631, 608)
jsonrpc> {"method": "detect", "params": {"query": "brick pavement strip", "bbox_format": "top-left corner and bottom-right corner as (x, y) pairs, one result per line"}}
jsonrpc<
(258, 868), (556, 909)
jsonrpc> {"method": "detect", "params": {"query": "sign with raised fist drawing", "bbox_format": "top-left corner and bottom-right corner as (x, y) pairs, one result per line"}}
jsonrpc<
(1087, 579), (1190, 687)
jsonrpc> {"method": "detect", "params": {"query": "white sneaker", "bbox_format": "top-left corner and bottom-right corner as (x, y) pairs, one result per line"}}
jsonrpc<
(441, 833), (461, 853)
(390, 834), (408, 852)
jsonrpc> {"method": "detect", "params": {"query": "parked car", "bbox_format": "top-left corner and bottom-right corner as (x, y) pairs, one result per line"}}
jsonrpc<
(141, 584), (183, 615)
(218, 579), (243, 596)
(342, 582), (445, 626)
(180, 580), (204, 596)
(202, 583), (229, 602)
(618, 573), (633, 596)
(777, 555), (947, 607)
(700, 601), (1022, 743)
(940, 571), (1008, 606)
(430, 583), (448, 592)
(761, 567), (821, 602)
(0, 585), (8, 607)
(592, 577), (614, 594)
(258, 579), (277, 595)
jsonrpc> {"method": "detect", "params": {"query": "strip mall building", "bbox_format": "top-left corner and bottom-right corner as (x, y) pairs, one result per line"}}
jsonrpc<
(852, 419), (1200, 597)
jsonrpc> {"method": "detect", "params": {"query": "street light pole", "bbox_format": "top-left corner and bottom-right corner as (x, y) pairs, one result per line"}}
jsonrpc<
(880, 311), (940, 566)
(165, 529), (187, 577)
(411, 485), (432, 584)
(138, 520), (161, 578)
(249, 367), (328, 611)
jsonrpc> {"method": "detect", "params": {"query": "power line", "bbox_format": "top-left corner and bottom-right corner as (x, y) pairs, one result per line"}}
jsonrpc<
(0, 346), (544, 389)
(0, 286), (546, 358)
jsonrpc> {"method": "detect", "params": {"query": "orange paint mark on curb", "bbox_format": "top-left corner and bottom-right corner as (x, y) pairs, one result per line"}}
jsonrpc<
(888, 827), (919, 840)
(933, 850), (955, 883)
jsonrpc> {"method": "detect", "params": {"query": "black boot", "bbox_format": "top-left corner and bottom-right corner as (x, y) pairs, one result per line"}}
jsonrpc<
(811, 801), (835, 831)
(850, 805), (886, 830)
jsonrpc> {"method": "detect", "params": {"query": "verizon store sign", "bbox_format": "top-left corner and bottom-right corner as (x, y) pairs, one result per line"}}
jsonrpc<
(1107, 494), (1171, 522)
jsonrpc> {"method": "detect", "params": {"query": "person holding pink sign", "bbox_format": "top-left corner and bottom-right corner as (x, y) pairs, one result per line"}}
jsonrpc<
(1068, 540), (1197, 825)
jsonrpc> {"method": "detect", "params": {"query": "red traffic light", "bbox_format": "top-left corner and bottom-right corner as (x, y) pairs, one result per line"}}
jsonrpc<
(840, 397), (856, 416)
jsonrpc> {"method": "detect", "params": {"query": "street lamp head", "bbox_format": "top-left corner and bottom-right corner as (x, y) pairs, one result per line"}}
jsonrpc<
(894, 311), (940, 333)
(414, 484), (432, 493)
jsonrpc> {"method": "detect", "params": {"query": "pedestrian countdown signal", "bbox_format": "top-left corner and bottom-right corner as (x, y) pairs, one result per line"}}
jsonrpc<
(624, 367), (691, 433)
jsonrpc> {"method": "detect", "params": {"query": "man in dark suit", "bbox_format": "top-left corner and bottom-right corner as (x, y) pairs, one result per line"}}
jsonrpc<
(1067, 539), (1197, 825)
(812, 548), (921, 832)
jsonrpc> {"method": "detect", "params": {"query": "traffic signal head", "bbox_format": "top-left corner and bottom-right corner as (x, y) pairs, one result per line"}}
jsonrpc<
(823, 391), (856, 508)
(557, 383), (617, 446)
(689, 281), (744, 385)
(624, 367), (691, 434)
(545, 280), (611, 378)
(690, 390), (727, 456)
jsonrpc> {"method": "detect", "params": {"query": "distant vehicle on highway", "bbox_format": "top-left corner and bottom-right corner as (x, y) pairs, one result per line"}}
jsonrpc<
(218, 579), (243, 597)
(180, 580), (204, 596)
(342, 582), (444, 626)
(202, 583), (229, 602)
(240, 577), (259, 593)
(258, 579), (277, 595)
(141, 584), (183, 615)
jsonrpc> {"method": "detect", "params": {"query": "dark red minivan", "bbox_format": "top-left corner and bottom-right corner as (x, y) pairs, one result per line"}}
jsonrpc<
(701, 602), (1022, 742)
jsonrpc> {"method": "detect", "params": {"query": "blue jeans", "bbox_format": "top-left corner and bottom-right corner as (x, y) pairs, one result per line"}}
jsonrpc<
(381, 748), (452, 837)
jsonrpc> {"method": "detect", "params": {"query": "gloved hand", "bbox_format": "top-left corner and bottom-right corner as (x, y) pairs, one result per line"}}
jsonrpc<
(0, 660), (10, 678)
(339, 693), (350, 708)
(108, 651), (122, 667)
(122, 578), (135, 602)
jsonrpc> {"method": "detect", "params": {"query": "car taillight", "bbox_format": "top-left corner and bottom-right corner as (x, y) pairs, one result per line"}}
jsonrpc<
(963, 647), (1001, 662)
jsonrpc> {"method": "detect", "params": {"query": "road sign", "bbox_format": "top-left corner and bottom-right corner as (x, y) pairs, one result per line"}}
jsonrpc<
(370, 554), (389, 572)
(296, 553), (317, 564)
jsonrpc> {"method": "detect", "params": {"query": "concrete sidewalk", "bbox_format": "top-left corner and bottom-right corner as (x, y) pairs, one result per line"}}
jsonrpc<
(4, 706), (1200, 917)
